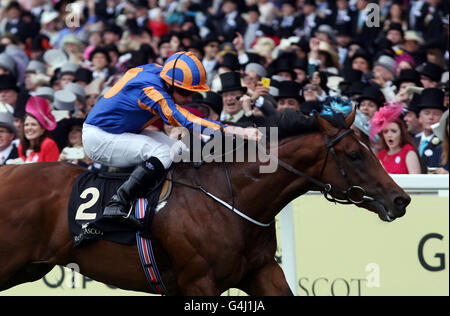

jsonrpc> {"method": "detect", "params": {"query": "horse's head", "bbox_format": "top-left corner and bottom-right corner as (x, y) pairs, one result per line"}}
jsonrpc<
(308, 106), (410, 222)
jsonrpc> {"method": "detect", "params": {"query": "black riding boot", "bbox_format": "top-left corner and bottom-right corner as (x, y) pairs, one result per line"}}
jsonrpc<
(103, 157), (166, 230)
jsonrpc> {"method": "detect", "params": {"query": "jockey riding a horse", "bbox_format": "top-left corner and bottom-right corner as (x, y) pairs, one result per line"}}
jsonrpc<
(82, 51), (261, 230)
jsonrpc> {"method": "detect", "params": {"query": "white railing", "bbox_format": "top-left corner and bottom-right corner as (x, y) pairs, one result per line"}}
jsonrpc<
(280, 174), (449, 295)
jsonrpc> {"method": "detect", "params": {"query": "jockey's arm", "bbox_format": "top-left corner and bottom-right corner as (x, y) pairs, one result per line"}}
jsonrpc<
(141, 87), (262, 141)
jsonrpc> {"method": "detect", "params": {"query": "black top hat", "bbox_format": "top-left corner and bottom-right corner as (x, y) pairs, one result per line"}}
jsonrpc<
(275, 81), (304, 103)
(193, 91), (223, 115)
(348, 81), (368, 97)
(202, 33), (221, 46)
(303, 0), (316, 6)
(387, 22), (404, 36)
(342, 69), (363, 84)
(218, 72), (247, 94)
(405, 93), (421, 115)
(351, 49), (373, 68)
(74, 68), (93, 84)
(293, 58), (308, 71)
(357, 86), (385, 107)
(271, 58), (297, 80)
(394, 69), (422, 87)
(217, 54), (241, 72)
(418, 62), (444, 82)
(417, 88), (446, 112)
(0, 74), (19, 92)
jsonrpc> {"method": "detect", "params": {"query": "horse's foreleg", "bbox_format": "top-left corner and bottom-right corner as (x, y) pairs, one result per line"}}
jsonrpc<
(241, 260), (293, 296)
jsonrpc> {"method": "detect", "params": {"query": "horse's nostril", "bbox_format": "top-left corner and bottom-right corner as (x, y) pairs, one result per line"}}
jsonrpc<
(394, 196), (410, 207)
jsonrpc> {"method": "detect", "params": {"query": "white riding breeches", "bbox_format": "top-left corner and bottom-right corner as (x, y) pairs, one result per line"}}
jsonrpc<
(82, 124), (176, 169)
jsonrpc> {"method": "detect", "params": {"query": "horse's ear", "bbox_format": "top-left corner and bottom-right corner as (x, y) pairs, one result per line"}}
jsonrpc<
(313, 111), (339, 135)
(344, 105), (357, 128)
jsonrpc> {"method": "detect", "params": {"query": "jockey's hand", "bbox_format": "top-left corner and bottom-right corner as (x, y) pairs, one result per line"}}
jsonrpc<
(168, 126), (189, 140)
(225, 126), (263, 142)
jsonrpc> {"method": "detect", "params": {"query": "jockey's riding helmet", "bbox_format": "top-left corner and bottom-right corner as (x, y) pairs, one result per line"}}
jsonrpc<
(160, 51), (210, 93)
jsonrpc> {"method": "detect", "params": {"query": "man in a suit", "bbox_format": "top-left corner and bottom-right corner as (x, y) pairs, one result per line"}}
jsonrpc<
(0, 110), (19, 166)
(208, 0), (247, 42)
(218, 71), (253, 125)
(414, 88), (447, 171)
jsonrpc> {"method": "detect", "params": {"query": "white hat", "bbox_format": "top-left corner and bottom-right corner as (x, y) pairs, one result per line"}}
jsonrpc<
(374, 55), (396, 75)
(64, 83), (86, 104)
(34, 87), (54, 102)
(40, 11), (59, 25)
(53, 89), (76, 112)
(26, 60), (47, 74)
(245, 63), (267, 78)
(60, 62), (79, 75)
(43, 49), (68, 70)
(0, 53), (17, 76)
(0, 107), (17, 137)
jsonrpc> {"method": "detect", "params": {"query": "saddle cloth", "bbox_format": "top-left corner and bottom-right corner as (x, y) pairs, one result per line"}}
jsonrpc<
(68, 170), (171, 247)
(68, 170), (169, 295)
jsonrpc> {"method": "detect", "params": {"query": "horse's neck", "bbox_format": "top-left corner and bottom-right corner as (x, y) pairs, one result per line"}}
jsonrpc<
(182, 133), (321, 225)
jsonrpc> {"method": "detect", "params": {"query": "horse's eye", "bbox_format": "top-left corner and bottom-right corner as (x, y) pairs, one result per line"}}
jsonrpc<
(348, 152), (362, 161)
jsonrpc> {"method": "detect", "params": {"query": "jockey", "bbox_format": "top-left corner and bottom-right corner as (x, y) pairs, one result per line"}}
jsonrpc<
(82, 51), (260, 229)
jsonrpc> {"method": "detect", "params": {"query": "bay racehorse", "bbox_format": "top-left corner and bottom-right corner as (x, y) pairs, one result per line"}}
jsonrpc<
(0, 107), (410, 295)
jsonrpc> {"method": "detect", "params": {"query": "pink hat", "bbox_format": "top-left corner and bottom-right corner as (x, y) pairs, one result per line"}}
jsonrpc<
(369, 101), (404, 140)
(25, 96), (57, 131)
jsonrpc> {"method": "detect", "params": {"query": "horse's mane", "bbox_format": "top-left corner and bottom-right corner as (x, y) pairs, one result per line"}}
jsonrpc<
(269, 96), (353, 140)
(271, 109), (317, 139)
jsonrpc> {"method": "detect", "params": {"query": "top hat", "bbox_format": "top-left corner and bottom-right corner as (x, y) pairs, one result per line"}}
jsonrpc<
(405, 93), (421, 115)
(26, 60), (47, 74)
(417, 88), (446, 112)
(25, 96), (57, 131)
(0, 74), (19, 92)
(358, 86), (385, 107)
(193, 91), (224, 116)
(0, 109), (17, 137)
(75, 68), (93, 84)
(0, 53), (17, 77)
(394, 69), (421, 88)
(34, 87), (54, 102)
(64, 83), (86, 104)
(418, 62), (444, 82)
(374, 55), (396, 75)
(217, 72), (247, 94)
(275, 81), (303, 103)
(53, 89), (77, 113)
(217, 54), (241, 72)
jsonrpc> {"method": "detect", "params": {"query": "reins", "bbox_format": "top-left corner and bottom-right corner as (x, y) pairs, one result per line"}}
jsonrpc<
(168, 164), (274, 228)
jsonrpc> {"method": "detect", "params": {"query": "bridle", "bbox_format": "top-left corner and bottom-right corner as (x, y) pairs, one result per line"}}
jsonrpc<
(276, 128), (375, 206)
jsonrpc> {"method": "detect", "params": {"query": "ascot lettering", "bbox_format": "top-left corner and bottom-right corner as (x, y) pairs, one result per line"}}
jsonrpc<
(299, 277), (366, 296)
(418, 233), (446, 272)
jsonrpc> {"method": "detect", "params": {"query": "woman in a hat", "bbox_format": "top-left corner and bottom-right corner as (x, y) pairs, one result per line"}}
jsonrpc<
(370, 103), (422, 174)
(18, 96), (60, 163)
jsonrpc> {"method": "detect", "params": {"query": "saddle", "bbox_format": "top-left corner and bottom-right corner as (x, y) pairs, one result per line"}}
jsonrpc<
(68, 169), (172, 247)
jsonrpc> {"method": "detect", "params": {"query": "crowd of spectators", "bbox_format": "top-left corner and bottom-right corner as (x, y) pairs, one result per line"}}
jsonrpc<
(0, 0), (448, 175)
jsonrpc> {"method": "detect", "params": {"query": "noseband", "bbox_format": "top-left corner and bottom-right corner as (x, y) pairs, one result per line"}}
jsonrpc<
(277, 128), (374, 206)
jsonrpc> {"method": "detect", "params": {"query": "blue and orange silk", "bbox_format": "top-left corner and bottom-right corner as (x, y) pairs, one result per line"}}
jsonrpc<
(85, 64), (222, 134)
